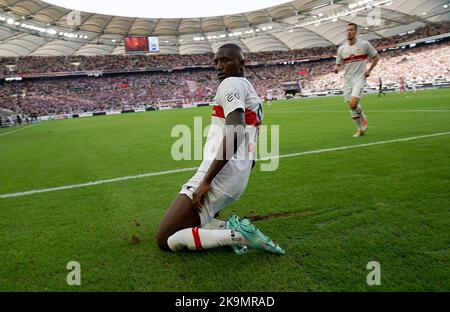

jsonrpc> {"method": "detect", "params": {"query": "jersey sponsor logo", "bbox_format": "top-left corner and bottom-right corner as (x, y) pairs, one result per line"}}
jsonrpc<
(343, 53), (368, 64)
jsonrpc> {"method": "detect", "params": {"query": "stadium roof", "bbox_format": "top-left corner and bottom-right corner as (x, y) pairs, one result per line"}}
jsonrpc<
(42, 0), (295, 19)
(0, 0), (449, 56)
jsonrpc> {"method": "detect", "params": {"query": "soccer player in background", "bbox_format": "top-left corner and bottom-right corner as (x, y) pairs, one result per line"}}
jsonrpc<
(156, 44), (285, 255)
(265, 89), (273, 106)
(378, 77), (386, 97)
(334, 23), (380, 137)
(399, 77), (406, 93)
(411, 77), (417, 93)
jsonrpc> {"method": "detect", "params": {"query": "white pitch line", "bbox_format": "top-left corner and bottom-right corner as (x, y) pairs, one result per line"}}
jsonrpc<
(271, 109), (450, 113)
(1, 132), (449, 199)
(0, 167), (198, 199)
(259, 132), (450, 161)
(0, 124), (37, 137)
(367, 109), (450, 113)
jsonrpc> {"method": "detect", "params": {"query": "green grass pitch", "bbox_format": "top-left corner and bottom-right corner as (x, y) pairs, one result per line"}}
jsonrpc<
(0, 89), (449, 291)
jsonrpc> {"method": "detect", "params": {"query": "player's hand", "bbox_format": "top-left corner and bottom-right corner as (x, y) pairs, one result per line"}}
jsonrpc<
(192, 181), (210, 212)
(365, 69), (371, 77)
(333, 65), (340, 74)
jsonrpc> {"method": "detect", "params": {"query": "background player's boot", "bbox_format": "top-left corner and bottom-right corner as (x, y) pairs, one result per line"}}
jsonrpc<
(233, 217), (285, 255)
(353, 129), (364, 138)
(226, 215), (248, 255)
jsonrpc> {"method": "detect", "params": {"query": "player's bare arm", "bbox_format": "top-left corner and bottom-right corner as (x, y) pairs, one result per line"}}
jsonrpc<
(365, 54), (380, 77)
(192, 109), (245, 212)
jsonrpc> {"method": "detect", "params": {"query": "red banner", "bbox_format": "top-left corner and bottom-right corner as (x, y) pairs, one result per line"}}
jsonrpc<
(297, 69), (309, 76)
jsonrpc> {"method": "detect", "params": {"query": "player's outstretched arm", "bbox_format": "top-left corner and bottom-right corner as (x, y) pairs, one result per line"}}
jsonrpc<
(192, 109), (245, 212)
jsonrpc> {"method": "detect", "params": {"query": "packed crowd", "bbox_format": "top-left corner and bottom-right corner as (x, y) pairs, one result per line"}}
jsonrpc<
(0, 70), (218, 115)
(300, 43), (450, 93)
(246, 41), (450, 94)
(1, 40), (449, 116)
(0, 54), (197, 75)
(1, 21), (449, 76)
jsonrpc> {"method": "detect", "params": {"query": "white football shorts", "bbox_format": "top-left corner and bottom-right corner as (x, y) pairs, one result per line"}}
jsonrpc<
(344, 78), (366, 102)
(180, 182), (235, 227)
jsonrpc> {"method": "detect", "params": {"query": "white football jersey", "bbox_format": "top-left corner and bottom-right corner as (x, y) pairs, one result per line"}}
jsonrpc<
(190, 77), (263, 199)
(336, 39), (378, 83)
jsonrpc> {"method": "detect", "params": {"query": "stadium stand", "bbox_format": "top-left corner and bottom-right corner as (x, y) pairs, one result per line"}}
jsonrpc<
(1, 39), (449, 117)
(1, 21), (449, 76)
(0, 6), (449, 120)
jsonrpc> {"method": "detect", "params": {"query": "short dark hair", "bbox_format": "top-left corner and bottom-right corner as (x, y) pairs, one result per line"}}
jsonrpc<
(347, 23), (358, 31)
(217, 43), (244, 60)
(218, 43), (242, 50)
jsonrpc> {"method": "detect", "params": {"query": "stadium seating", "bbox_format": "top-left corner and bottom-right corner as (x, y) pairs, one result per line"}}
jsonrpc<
(0, 21), (449, 116)
(1, 21), (449, 76)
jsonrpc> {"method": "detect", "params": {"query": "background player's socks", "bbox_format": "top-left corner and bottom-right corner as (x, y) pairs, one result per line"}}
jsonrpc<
(202, 218), (226, 230)
(350, 104), (364, 130)
(350, 109), (362, 130)
(358, 105), (368, 131)
(167, 227), (246, 251)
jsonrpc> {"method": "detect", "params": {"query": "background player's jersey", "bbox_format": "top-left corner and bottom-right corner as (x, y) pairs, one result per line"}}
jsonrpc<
(196, 77), (263, 199)
(336, 39), (377, 83)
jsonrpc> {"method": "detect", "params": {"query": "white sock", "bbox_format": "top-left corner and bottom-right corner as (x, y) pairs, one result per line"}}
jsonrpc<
(350, 104), (363, 130)
(202, 218), (226, 230)
(358, 104), (366, 121)
(167, 227), (246, 251)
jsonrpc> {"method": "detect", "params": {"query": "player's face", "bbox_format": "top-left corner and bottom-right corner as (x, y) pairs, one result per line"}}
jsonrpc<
(346, 25), (357, 40)
(214, 48), (244, 81)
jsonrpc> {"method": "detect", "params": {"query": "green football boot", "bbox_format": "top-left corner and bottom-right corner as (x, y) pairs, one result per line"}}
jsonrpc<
(227, 214), (285, 255)
(226, 214), (248, 255)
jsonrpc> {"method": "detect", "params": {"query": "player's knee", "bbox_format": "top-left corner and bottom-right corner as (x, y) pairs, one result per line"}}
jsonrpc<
(156, 229), (172, 252)
(349, 101), (358, 110)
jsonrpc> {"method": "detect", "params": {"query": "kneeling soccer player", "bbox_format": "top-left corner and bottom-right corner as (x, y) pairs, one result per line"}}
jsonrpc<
(156, 43), (285, 255)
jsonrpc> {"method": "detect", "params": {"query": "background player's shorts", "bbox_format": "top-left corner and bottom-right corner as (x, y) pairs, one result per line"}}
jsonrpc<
(180, 182), (235, 227)
(344, 78), (366, 102)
